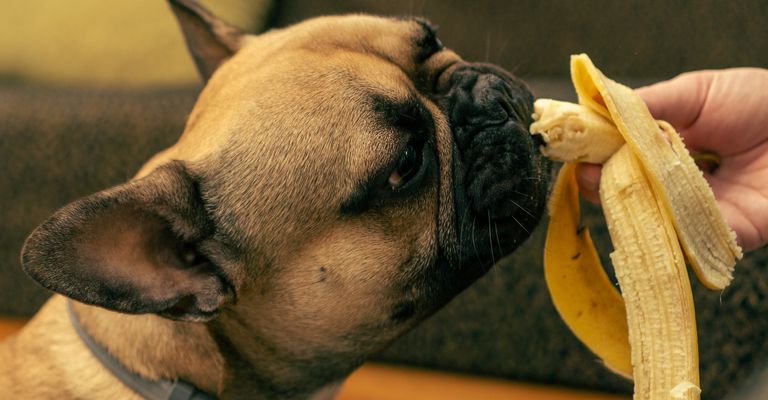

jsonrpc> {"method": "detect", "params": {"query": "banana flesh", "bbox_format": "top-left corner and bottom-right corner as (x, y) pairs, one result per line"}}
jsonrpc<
(602, 145), (699, 400)
(532, 54), (742, 399)
(531, 99), (624, 163)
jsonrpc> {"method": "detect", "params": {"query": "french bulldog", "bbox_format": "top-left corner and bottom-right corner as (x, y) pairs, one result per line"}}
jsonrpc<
(0, 0), (549, 398)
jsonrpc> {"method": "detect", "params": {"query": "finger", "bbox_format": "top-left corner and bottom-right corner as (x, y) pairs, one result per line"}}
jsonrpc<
(635, 71), (715, 130)
(707, 174), (768, 252)
(715, 199), (759, 252)
(575, 163), (602, 205)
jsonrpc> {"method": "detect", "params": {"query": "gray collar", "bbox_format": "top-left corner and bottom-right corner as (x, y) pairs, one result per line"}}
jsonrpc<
(67, 300), (216, 400)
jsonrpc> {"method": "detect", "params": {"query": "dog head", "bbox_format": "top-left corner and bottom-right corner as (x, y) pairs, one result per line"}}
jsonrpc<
(21, 0), (549, 392)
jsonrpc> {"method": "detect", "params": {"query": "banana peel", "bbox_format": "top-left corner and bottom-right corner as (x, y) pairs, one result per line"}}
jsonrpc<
(544, 162), (632, 378)
(533, 54), (742, 399)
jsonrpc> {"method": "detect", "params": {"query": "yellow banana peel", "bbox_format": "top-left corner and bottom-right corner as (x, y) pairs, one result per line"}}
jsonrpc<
(544, 162), (632, 378)
(532, 54), (742, 400)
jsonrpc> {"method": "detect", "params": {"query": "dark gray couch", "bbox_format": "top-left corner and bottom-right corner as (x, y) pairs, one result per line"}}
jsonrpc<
(2, 1), (767, 398)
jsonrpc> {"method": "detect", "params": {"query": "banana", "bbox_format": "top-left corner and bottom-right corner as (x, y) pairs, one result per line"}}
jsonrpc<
(571, 57), (742, 289)
(531, 99), (624, 163)
(602, 145), (699, 400)
(531, 54), (742, 400)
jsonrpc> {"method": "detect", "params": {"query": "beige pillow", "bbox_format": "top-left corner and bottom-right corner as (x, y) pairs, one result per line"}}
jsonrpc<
(0, 0), (270, 87)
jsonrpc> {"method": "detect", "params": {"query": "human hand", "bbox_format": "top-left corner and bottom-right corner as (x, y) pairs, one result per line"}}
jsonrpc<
(576, 68), (768, 251)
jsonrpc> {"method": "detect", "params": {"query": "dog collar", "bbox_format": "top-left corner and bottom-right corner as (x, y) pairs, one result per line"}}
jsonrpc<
(67, 300), (216, 400)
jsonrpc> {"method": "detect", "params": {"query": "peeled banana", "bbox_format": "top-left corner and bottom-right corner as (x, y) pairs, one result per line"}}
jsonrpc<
(531, 54), (742, 400)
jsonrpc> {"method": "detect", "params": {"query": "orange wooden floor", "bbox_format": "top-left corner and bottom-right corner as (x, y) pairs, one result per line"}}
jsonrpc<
(0, 317), (25, 340)
(0, 317), (627, 400)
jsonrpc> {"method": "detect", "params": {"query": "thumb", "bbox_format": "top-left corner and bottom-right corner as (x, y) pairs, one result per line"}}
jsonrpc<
(575, 163), (602, 205)
(635, 70), (714, 129)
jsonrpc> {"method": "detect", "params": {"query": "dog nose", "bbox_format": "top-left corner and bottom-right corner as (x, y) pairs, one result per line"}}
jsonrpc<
(439, 62), (544, 222)
(439, 64), (534, 151)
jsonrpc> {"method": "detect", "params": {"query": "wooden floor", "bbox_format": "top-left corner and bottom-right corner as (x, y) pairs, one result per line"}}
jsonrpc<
(0, 317), (25, 340)
(0, 317), (628, 400)
(338, 364), (628, 400)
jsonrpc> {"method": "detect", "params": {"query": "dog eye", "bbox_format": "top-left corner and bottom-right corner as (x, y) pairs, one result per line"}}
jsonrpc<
(389, 140), (424, 191)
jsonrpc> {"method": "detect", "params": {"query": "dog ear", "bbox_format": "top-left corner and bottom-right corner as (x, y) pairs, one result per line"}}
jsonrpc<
(168, 0), (247, 82)
(21, 162), (234, 322)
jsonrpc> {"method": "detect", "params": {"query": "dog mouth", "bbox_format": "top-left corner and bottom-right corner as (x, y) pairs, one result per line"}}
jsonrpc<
(436, 62), (550, 269)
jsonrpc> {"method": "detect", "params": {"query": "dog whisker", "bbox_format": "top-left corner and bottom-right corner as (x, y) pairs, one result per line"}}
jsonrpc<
(484, 31), (491, 63)
(487, 211), (496, 266)
(494, 37), (510, 66)
(494, 221), (503, 258)
(509, 213), (530, 234)
(458, 204), (472, 264)
(471, 216), (482, 265)
(513, 190), (534, 199)
(508, 198), (535, 218)
(418, 0), (428, 15)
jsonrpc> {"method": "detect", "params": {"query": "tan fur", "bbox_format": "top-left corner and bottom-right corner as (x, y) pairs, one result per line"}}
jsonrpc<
(2, 9), (546, 399)
(1, 15), (462, 399)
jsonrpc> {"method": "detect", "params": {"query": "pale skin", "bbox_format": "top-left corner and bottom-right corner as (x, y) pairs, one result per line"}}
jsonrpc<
(577, 68), (768, 252)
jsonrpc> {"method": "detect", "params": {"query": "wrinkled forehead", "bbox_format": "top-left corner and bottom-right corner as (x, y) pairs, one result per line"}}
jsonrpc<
(191, 16), (439, 151)
(203, 23), (429, 151)
(246, 15), (441, 75)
